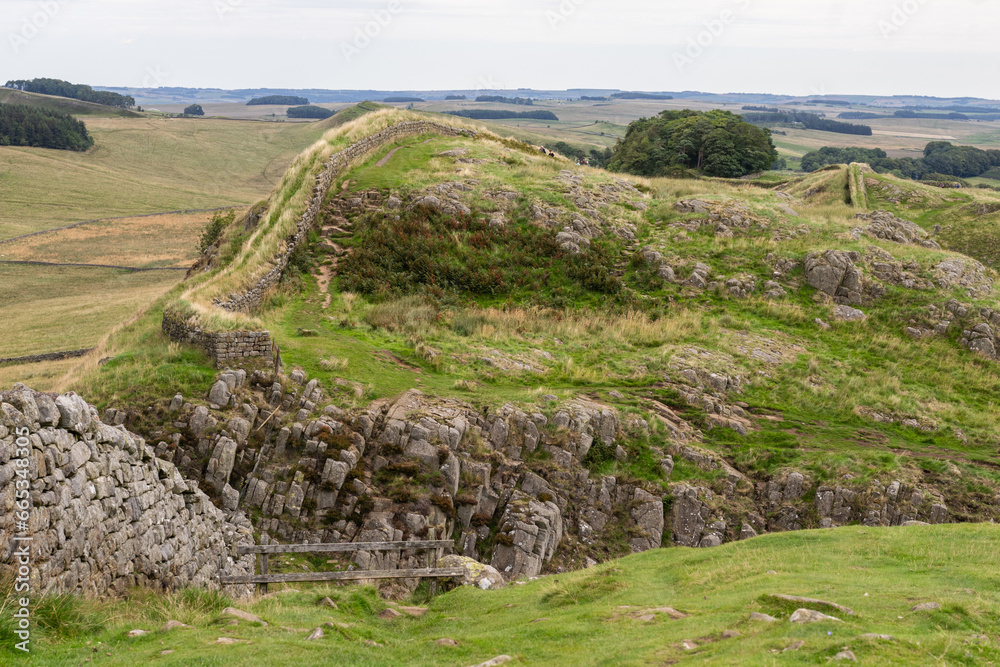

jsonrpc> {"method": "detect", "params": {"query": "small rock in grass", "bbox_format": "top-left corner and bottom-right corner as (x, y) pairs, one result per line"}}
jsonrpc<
(398, 606), (428, 617)
(782, 641), (805, 652)
(790, 608), (842, 624)
(161, 620), (194, 632)
(127, 629), (148, 638)
(468, 657), (512, 667)
(436, 638), (459, 646)
(378, 608), (403, 620)
(363, 640), (383, 647)
(834, 650), (858, 662)
(680, 640), (698, 651)
(222, 607), (267, 626)
(750, 612), (777, 623)
(858, 634), (895, 642)
(317, 597), (338, 609)
(911, 602), (941, 612)
(305, 628), (324, 641)
(160, 650), (174, 656)
(215, 637), (239, 644)
(721, 630), (741, 639)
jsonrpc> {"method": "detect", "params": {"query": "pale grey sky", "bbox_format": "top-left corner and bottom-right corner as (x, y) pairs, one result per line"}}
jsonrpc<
(3, 0), (997, 97)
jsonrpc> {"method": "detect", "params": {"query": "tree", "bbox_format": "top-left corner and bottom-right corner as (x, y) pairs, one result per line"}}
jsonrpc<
(183, 104), (205, 116)
(607, 109), (777, 178)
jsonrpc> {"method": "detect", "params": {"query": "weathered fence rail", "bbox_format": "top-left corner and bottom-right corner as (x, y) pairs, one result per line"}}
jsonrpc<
(220, 540), (458, 595)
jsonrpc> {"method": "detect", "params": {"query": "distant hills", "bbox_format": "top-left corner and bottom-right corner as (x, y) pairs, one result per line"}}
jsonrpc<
(93, 86), (1000, 108)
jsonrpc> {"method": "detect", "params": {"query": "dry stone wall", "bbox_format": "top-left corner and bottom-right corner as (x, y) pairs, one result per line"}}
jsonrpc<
(0, 385), (255, 598)
(162, 310), (274, 368)
(213, 120), (476, 313)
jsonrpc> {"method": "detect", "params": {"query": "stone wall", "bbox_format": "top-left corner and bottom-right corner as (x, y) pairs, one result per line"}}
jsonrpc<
(212, 120), (476, 313)
(162, 311), (274, 368)
(0, 385), (255, 597)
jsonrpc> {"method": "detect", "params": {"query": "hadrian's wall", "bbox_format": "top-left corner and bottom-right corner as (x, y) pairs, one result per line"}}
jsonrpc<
(161, 311), (274, 368)
(0, 385), (254, 598)
(211, 120), (477, 313)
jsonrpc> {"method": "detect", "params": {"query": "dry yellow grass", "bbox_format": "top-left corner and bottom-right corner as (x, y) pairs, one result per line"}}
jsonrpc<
(0, 211), (216, 268)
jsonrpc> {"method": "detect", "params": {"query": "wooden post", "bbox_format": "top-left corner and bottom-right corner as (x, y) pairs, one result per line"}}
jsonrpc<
(260, 553), (269, 596)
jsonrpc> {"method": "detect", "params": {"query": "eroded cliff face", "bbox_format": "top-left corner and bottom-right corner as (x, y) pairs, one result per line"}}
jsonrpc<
(99, 365), (994, 595)
(0, 385), (254, 598)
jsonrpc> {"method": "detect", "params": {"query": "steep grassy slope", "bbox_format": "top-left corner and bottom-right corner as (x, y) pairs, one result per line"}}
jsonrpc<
(13, 525), (1000, 665)
(70, 110), (1000, 516)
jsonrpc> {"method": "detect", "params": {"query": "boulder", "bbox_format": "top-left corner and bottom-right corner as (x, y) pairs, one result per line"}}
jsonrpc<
(789, 608), (842, 624)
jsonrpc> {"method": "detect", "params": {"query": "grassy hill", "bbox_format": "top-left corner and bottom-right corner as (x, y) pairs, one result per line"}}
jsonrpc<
(0, 88), (139, 118)
(10, 107), (1000, 665)
(10, 525), (1000, 665)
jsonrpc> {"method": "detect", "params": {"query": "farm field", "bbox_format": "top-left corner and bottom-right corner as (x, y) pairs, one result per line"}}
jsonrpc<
(0, 263), (181, 358)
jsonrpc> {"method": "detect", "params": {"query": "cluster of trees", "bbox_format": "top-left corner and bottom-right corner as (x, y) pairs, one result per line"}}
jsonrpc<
(475, 95), (534, 105)
(607, 109), (778, 178)
(838, 111), (883, 120)
(0, 104), (94, 151)
(808, 99), (850, 106)
(445, 95), (467, 100)
(247, 95), (309, 105)
(742, 105), (778, 112)
(611, 92), (673, 100)
(580, 96), (609, 101)
(547, 141), (614, 168)
(383, 96), (424, 103)
(742, 110), (873, 136)
(800, 142), (1000, 180)
(287, 105), (334, 119)
(4, 78), (134, 109)
(183, 104), (205, 116)
(445, 109), (558, 121)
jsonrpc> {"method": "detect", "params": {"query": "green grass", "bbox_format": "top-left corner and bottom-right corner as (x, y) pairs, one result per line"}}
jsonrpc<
(16, 525), (1000, 665)
(0, 116), (327, 239)
(0, 263), (182, 358)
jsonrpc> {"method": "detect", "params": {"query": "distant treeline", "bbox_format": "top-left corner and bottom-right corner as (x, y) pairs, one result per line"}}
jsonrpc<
(808, 99), (850, 106)
(742, 110), (872, 136)
(247, 95), (309, 105)
(801, 142), (1000, 180)
(581, 96), (610, 101)
(446, 110), (559, 121)
(4, 78), (134, 109)
(475, 95), (534, 105)
(838, 112), (884, 120)
(286, 105), (334, 119)
(445, 95), (467, 100)
(383, 97), (424, 103)
(742, 105), (779, 112)
(0, 104), (94, 151)
(611, 92), (673, 100)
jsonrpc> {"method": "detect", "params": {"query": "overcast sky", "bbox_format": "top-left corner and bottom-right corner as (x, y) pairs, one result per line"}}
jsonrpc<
(3, 0), (998, 97)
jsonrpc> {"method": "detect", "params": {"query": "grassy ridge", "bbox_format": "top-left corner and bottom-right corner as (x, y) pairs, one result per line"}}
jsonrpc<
(12, 525), (1000, 665)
